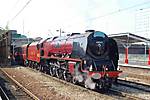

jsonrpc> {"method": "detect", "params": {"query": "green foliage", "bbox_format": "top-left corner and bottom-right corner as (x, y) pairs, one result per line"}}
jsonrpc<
(0, 27), (5, 39)
(0, 23), (9, 39)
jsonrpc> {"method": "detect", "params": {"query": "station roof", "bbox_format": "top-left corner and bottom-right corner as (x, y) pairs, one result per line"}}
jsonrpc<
(108, 32), (150, 44)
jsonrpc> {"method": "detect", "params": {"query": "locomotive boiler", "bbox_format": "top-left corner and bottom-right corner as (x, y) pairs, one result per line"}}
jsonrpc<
(18, 30), (122, 90)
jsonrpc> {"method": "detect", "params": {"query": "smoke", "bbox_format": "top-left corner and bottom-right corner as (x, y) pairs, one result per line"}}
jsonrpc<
(84, 77), (96, 89)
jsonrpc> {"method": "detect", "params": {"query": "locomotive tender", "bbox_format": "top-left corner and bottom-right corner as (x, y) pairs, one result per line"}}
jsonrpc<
(16, 30), (122, 90)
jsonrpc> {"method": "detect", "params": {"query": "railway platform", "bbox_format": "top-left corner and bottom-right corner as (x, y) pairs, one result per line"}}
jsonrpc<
(119, 63), (150, 69)
(119, 62), (150, 88)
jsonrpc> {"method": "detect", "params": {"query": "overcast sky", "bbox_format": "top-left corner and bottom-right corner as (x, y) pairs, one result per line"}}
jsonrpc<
(0, 0), (150, 38)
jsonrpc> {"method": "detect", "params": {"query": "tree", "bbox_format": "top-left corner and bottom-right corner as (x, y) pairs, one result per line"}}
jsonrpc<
(0, 22), (9, 39)
(0, 27), (5, 39)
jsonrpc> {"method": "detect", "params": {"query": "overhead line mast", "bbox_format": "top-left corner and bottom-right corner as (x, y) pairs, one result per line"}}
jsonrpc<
(88, 1), (150, 21)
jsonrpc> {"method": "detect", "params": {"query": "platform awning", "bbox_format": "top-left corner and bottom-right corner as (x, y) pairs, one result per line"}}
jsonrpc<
(108, 32), (150, 65)
(108, 32), (150, 44)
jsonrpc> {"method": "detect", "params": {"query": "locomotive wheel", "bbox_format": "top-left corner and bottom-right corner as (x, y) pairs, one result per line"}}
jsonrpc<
(42, 65), (47, 73)
(24, 60), (28, 67)
(33, 62), (36, 69)
(37, 65), (42, 71)
(28, 61), (31, 67)
(30, 61), (32, 68)
(56, 68), (62, 79)
(46, 65), (50, 74)
(43, 65), (48, 73)
(49, 67), (52, 76)
(41, 65), (44, 72)
(72, 76), (78, 84)
(38, 65), (43, 72)
(35, 63), (39, 70)
(55, 68), (59, 78)
(34, 63), (37, 69)
(30, 61), (32, 67)
(31, 62), (34, 68)
(63, 71), (67, 81)
(49, 66), (56, 76)
(63, 72), (72, 82)
(34, 63), (38, 69)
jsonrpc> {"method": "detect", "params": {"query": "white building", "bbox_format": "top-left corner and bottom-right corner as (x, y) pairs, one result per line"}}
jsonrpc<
(135, 8), (150, 38)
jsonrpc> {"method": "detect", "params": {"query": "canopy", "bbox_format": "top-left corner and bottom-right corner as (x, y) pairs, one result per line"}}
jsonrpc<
(108, 32), (150, 44)
(108, 32), (150, 65)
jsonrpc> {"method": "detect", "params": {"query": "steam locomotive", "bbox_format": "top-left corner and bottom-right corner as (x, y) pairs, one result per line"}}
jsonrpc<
(15, 30), (122, 90)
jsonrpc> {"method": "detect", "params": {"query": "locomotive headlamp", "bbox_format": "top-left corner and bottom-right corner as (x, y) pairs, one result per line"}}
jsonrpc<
(105, 67), (108, 71)
(106, 73), (109, 77)
(92, 73), (101, 79)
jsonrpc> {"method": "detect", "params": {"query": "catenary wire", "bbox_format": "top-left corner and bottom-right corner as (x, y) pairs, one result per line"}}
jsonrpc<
(11, 0), (32, 21)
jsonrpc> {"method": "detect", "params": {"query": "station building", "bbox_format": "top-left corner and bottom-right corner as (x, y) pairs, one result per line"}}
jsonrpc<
(0, 30), (33, 65)
(109, 32), (150, 66)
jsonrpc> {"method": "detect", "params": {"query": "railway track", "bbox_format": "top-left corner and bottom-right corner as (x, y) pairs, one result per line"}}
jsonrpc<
(109, 79), (150, 100)
(1, 66), (116, 100)
(27, 67), (110, 99)
(118, 79), (150, 92)
(0, 86), (9, 100)
(1, 66), (150, 100)
(0, 68), (39, 100)
(108, 89), (144, 100)
(28, 67), (148, 100)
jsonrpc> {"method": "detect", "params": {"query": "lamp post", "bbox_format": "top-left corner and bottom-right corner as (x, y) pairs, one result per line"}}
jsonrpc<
(5, 35), (7, 65)
(56, 28), (62, 36)
(56, 28), (65, 36)
(12, 40), (15, 57)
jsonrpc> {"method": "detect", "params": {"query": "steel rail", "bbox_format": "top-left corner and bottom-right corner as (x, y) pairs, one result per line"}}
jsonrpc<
(0, 86), (9, 100)
(27, 67), (115, 99)
(0, 68), (39, 100)
(28, 67), (143, 100)
(117, 79), (150, 92)
(109, 88), (144, 100)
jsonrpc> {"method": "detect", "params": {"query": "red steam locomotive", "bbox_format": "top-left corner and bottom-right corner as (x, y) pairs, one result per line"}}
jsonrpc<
(16, 30), (122, 90)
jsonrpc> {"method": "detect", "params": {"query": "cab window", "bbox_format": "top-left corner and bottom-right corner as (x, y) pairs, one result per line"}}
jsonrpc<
(93, 31), (106, 38)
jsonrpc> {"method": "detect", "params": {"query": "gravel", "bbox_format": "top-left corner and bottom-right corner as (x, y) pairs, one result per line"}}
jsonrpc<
(112, 84), (150, 100)
(2, 66), (115, 100)
(0, 69), (33, 100)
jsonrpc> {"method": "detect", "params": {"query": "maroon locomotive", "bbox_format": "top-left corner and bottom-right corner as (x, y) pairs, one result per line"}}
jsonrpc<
(17, 30), (122, 90)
